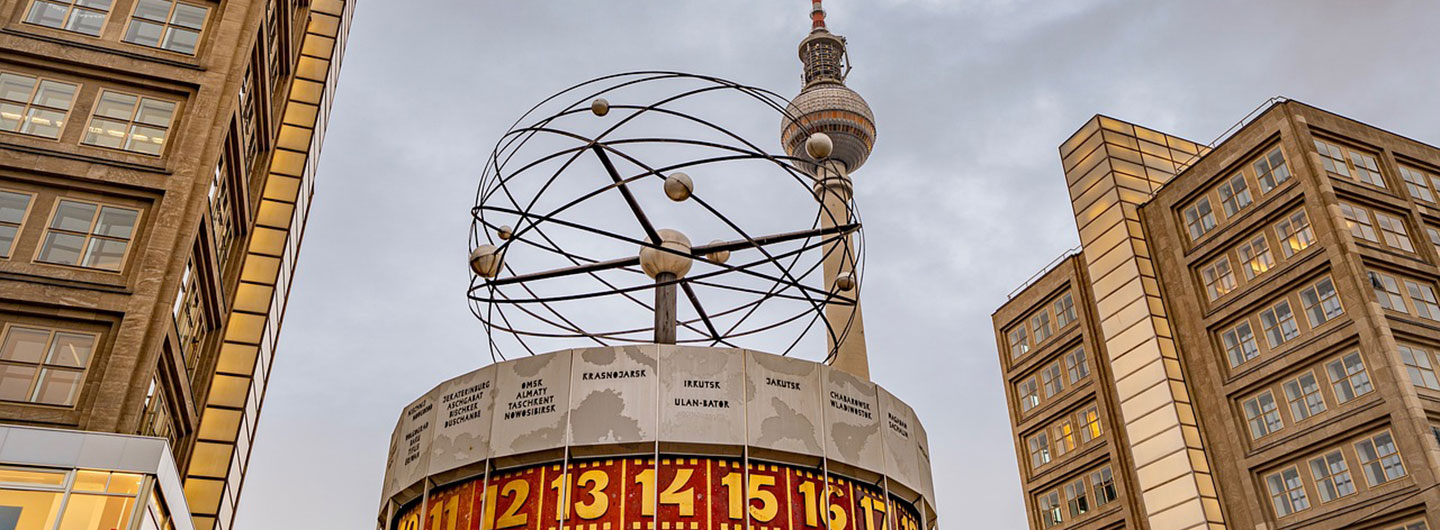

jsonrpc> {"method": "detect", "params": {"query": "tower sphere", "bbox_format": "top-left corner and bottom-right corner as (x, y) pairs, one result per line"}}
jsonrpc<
(469, 244), (504, 278)
(639, 229), (693, 279)
(781, 85), (875, 172)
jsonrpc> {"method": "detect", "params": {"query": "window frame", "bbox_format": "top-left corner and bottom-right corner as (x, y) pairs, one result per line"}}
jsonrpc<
(1237, 234), (1275, 281)
(32, 197), (143, 273)
(1283, 371), (1327, 423)
(0, 188), (37, 260)
(0, 71), (80, 140)
(1184, 196), (1218, 241)
(1242, 389), (1284, 440)
(1064, 347), (1089, 384)
(21, 0), (112, 37)
(1326, 352), (1374, 404)
(1053, 293), (1076, 329)
(1354, 430), (1406, 487)
(121, 0), (212, 56)
(1339, 203), (1379, 243)
(1374, 211), (1415, 253)
(0, 322), (100, 407)
(1275, 210), (1316, 258)
(1217, 172), (1253, 217)
(1259, 299), (1299, 349)
(1399, 165), (1436, 203)
(1308, 450), (1355, 504)
(1200, 256), (1237, 301)
(79, 88), (179, 157)
(1398, 344), (1440, 390)
(1298, 277), (1343, 328)
(1031, 310), (1053, 344)
(1403, 279), (1440, 321)
(1253, 146), (1292, 194)
(1221, 321), (1259, 368)
(1371, 271), (1409, 313)
(1265, 466), (1310, 517)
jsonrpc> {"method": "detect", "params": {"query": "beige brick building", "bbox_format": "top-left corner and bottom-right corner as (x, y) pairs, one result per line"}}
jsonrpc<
(997, 101), (1440, 530)
(0, 0), (354, 528)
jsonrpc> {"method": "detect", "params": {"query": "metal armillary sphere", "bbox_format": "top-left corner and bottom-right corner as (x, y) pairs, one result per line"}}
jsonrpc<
(469, 71), (865, 363)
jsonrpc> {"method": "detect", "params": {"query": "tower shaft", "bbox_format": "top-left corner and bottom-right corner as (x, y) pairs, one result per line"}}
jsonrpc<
(815, 162), (869, 378)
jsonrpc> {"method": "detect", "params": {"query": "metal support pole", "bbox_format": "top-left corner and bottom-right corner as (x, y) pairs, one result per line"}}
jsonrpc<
(655, 272), (678, 344)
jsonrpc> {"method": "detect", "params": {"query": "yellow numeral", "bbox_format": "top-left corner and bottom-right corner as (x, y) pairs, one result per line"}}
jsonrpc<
(636, 468), (696, 516)
(484, 479), (530, 529)
(720, 472), (778, 522)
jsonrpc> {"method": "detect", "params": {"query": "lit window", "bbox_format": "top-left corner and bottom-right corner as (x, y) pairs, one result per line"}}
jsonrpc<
(1404, 279), (1440, 321)
(1298, 278), (1342, 327)
(1078, 406), (1101, 443)
(0, 72), (78, 139)
(1237, 234), (1275, 280)
(0, 190), (35, 258)
(1184, 197), (1217, 241)
(1053, 293), (1076, 329)
(23, 0), (111, 36)
(1064, 479), (1089, 519)
(1037, 490), (1062, 528)
(36, 199), (140, 271)
(1339, 203), (1378, 242)
(1326, 352), (1373, 404)
(1222, 321), (1259, 367)
(1201, 257), (1237, 301)
(1265, 467), (1309, 517)
(1017, 377), (1040, 413)
(1031, 311), (1052, 343)
(123, 0), (208, 55)
(1064, 347), (1089, 384)
(1314, 139), (1352, 179)
(1275, 210), (1315, 258)
(1371, 271), (1408, 312)
(1283, 372), (1326, 422)
(82, 90), (176, 156)
(1053, 419), (1075, 458)
(1400, 165), (1436, 203)
(1090, 467), (1117, 506)
(1375, 212), (1415, 252)
(1243, 391), (1283, 440)
(1308, 451), (1355, 503)
(1259, 300), (1299, 349)
(1355, 431), (1406, 486)
(1398, 344), (1440, 390)
(1253, 147), (1291, 193)
(1008, 326), (1029, 358)
(1028, 432), (1051, 468)
(1218, 173), (1253, 217)
(0, 325), (95, 406)
(1040, 363), (1064, 399)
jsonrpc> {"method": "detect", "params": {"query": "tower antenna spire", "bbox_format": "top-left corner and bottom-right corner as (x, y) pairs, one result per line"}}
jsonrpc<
(811, 0), (826, 31)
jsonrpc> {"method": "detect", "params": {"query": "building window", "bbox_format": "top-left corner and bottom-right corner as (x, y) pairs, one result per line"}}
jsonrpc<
(0, 190), (35, 258)
(1350, 151), (1386, 188)
(1079, 406), (1101, 443)
(0, 324), (96, 406)
(0, 72), (78, 139)
(1391, 523), (1428, 530)
(1299, 278), (1343, 327)
(0, 467), (148, 530)
(1326, 352), (1373, 404)
(1371, 271), (1409, 312)
(1339, 203), (1379, 242)
(123, 0), (207, 55)
(138, 378), (176, 447)
(1314, 139), (1352, 179)
(1064, 479), (1089, 519)
(1237, 234), (1275, 280)
(1008, 326), (1029, 358)
(1425, 227), (1440, 258)
(239, 70), (259, 165)
(1017, 377), (1040, 413)
(210, 155), (235, 259)
(1398, 344), (1440, 390)
(1355, 431), (1406, 486)
(1064, 347), (1089, 384)
(1041, 363), (1064, 399)
(1222, 322), (1259, 367)
(1399, 165), (1436, 203)
(1403, 279), (1440, 321)
(1254, 147), (1291, 193)
(1201, 257), (1237, 301)
(1309, 450), (1356, 503)
(1283, 372), (1327, 422)
(82, 90), (176, 156)
(1259, 300), (1299, 349)
(1265, 467), (1310, 517)
(1217, 173), (1253, 217)
(1053, 293), (1076, 329)
(1028, 432), (1051, 469)
(1375, 212), (1415, 253)
(1090, 467), (1117, 506)
(23, 0), (110, 36)
(1037, 491), (1062, 528)
(1243, 391), (1283, 440)
(1053, 419), (1075, 458)
(36, 199), (139, 271)
(172, 259), (206, 373)
(1184, 197), (1217, 241)
(1031, 311), (1052, 343)
(1275, 210), (1315, 258)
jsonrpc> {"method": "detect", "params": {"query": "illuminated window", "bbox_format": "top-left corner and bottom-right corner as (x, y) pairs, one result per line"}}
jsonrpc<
(1183, 197), (1217, 241)
(1218, 173), (1252, 217)
(1237, 234), (1274, 280)
(1040, 363), (1064, 399)
(1243, 390), (1283, 440)
(1064, 347), (1089, 384)
(1355, 431), (1406, 486)
(1037, 490), (1061, 528)
(1259, 300), (1298, 349)
(36, 199), (139, 271)
(1253, 147), (1291, 193)
(1404, 279), (1440, 321)
(1053, 419), (1075, 458)
(1266, 467), (1309, 517)
(1028, 432), (1051, 468)
(1339, 203), (1378, 242)
(1283, 372), (1326, 422)
(123, 0), (207, 55)
(1299, 278), (1342, 327)
(1078, 406), (1101, 443)
(1375, 212), (1415, 252)
(1016, 377), (1039, 413)
(0, 190), (35, 258)
(1053, 293), (1076, 329)
(1031, 311), (1052, 343)
(1370, 271), (1408, 312)
(0, 324), (95, 406)
(0, 466), (65, 529)
(1275, 210), (1315, 258)
(23, 0), (110, 36)
(1326, 352), (1373, 404)
(1221, 321), (1259, 367)
(1314, 139), (1352, 179)
(1090, 467), (1117, 506)
(1008, 326), (1028, 358)
(1399, 165), (1436, 203)
(1308, 451), (1355, 503)
(61, 470), (144, 529)
(82, 90), (175, 156)
(0, 72), (78, 139)
(144, 487), (177, 530)
(1063, 478), (1088, 519)
(1201, 257), (1236, 301)
(1398, 344), (1440, 390)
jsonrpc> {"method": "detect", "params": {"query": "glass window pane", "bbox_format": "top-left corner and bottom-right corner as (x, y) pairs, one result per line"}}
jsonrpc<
(133, 0), (171, 21)
(50, 200), (96, 232)
(133, 99), (174, 127)
(0, 225), (17, 257)
(57, 492), (136, 530)
(22, 108), (65, 138)
(37, 231), (87, 265)
(46, 332), (93, 368)
(65, 8), (106, 36)
(0, 467), (66, 486)
(0, 489), (63, 529)
(169, 3), (205, 29)
(161, 27), (199, 54)
(0, 102), (24, 132)
(32, 368), (83, 406)
(108, 473), (142, 494)
(83, 118), (127, 149)
(24, 1), (68, 29)
(126, 125), (166, 155)
(32, 81), (77, 109)
(77, 0), (113, 9)
(0, 74), (35, 104)
(0, 191), (31, 224)
(1, 327), (50, 363)
(93, 92), (138, 120)
(0, 364), (37, 401)
(73, 470), (109, 492)
(94, 207), (137, 238)
(81, 238), (128, 270)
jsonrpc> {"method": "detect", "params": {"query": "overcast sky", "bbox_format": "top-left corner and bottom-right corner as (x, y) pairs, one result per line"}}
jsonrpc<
(236, 2), (1440, 528)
